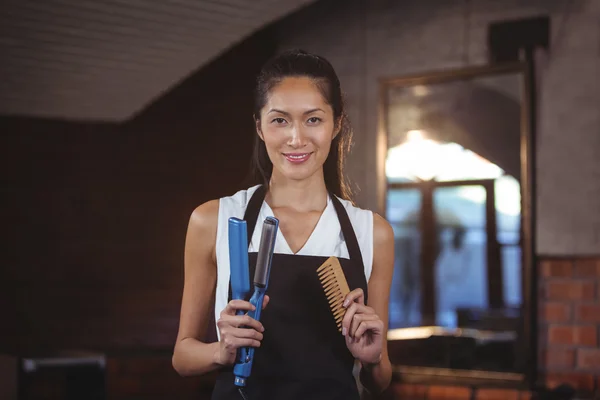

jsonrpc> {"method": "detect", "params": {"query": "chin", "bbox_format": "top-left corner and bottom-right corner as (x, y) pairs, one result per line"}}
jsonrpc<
(278, 164), (322, 182)
(282, 170), (313, 181)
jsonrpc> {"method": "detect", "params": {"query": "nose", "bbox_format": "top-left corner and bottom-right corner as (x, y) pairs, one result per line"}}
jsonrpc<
(288, 124), (308, 149)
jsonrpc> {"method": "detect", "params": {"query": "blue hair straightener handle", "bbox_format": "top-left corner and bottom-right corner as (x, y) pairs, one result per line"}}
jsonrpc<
(228, 216), (279, 391)
(229, 218), (251, 305)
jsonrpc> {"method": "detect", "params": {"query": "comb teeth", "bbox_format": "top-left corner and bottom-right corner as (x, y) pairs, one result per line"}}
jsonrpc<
(317, 256), (351, 333)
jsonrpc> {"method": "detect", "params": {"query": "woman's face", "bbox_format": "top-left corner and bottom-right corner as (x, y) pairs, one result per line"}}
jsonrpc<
(257, 76), (337, 183)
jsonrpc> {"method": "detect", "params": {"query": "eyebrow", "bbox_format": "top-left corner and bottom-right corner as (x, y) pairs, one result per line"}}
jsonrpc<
(267, 108), (325, 116)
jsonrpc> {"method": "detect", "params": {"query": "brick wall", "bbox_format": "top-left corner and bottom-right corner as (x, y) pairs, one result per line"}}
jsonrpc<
(539, 257), (600, 394)
(385, 384), (531, 400)
(376, 257), (600, 399)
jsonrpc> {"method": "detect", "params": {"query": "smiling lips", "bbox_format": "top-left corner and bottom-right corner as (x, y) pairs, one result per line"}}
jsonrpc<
(283, 152), (312, 164)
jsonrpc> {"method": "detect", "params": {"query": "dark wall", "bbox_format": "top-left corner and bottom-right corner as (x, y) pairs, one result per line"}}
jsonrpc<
(1, 29), (275, 356)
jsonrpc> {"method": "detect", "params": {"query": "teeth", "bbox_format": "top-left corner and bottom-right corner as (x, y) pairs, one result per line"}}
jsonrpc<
(286, 154), (309, 159)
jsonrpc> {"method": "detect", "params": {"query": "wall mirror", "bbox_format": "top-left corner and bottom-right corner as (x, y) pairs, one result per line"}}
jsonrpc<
(378, 62), (536, 386)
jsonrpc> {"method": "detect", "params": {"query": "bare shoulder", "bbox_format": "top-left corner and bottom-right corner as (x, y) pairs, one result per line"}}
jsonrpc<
(372, 212), (394, 248)
(189, 199), (220, 233)
(186, 199), (220, 263)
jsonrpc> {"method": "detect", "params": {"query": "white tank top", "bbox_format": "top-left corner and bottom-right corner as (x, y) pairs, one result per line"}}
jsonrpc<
(214, 185), (374, 337)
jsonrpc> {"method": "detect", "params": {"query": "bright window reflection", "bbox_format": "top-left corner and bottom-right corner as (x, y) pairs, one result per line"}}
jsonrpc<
(386, 130), (520, 217)
(387, 130), (503, 182)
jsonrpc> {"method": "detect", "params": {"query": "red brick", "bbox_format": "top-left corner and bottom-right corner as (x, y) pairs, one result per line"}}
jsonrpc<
(574, 258), (600, 277)
(577, 348), (600, 370)
(476, 388), (519, 400)
(540, 302), (571, 322)
(544, 372), (596, 392)
(541, 259), (573, 277)
(519, 391), (532, 400)
(429, 385), (471, 399)
(541, 348), (575, 368)
(390, 383), (428, 398)
(548, 325), (597, 346)
(574, 303), (600, 323)
(546, 281), (595, 300)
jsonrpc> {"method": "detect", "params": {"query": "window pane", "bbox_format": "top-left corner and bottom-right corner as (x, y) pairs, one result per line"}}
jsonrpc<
(495, 175), (522, 307)
(433, 186), (488, 328)
(387, 188), (422, 329)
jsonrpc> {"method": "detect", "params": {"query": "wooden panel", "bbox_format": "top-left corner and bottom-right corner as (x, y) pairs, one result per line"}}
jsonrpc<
(0, 29), (275, 356)
(0, 355), (17, 400)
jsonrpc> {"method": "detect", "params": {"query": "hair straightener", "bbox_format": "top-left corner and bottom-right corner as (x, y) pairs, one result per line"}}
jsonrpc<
(228, 216), (279, 398)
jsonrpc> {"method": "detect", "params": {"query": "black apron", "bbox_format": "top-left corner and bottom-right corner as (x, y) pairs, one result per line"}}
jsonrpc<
(211, 185), (369, 400)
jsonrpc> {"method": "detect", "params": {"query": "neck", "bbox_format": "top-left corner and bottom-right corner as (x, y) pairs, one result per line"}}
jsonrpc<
(265, 169), (329, 212)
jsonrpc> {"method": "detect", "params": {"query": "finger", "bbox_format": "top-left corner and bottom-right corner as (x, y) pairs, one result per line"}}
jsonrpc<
(228, 314), (265, 332)
(353, 316), (382, 339)
(345, 332), (360, 345)
(342, 303), (373, 337)
(222, 300), (256, 316)
(350, 313), (378, 337)
(343, 288), (365, 308)
(262, 295), (270, 309)
(350, 304), (374, 315)
(223, 335), (262, 350)
(349, 307), (376, 337)
(229, 327), (264, 342)
(341, 302), (358, 337)
(217, 313), (264, 332)
(237, 338), (262, 348)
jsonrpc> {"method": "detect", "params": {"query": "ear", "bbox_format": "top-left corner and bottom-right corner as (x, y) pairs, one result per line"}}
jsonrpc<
(333, 117), (342, 139)
(254, 115), (264, 141)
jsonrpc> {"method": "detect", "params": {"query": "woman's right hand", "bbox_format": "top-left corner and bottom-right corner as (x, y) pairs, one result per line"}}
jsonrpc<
(214, 295), (270, 366)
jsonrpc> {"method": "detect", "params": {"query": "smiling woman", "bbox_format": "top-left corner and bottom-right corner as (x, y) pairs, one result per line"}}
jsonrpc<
(256, 76), (336, 181)
(250, 50), (355, 202)
(171, 49), (394, 400)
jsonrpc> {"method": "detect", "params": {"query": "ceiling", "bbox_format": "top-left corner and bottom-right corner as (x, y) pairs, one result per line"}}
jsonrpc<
(0, 0), (316, 122)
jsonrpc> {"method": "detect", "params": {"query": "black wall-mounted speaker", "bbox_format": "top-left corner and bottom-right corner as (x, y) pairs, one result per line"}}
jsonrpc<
(487, 16), (550, 63)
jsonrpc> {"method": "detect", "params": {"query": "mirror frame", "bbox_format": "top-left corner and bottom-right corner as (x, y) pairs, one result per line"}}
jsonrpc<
(376, 61), (537, 388)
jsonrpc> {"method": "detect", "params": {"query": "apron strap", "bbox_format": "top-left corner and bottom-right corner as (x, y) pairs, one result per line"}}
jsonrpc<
(243, 185), (364, 271)
(329, 194), (365, 271)
(243, 185), (267, 247)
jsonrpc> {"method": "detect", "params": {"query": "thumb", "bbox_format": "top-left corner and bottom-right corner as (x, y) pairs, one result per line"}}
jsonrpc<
(262, 295), (270, 309)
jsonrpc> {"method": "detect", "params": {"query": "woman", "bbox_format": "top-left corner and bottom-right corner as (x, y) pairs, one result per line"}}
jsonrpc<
(172, 49), (394, 399)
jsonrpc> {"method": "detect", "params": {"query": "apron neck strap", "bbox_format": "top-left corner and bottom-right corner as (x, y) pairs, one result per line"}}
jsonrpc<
(243, 184), (267, 247)
(243, 185), (364, 269)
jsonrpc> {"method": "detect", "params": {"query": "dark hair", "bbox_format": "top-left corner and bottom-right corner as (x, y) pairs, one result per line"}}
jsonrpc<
(251, 49), (354, 201)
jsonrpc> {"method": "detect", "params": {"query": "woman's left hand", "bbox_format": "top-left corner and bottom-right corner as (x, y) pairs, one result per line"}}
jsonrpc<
(341, 288), (383, 365)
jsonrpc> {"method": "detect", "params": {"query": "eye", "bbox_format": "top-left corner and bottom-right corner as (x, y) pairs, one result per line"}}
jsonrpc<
(271, 117), (287, 125)
(307, 117), (322, 124)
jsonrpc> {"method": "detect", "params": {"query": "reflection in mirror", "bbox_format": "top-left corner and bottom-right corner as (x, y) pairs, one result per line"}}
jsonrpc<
(382, 65), (533, 382)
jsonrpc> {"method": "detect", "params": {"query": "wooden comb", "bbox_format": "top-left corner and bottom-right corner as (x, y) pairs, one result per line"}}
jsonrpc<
(317, 256), (350, 333)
